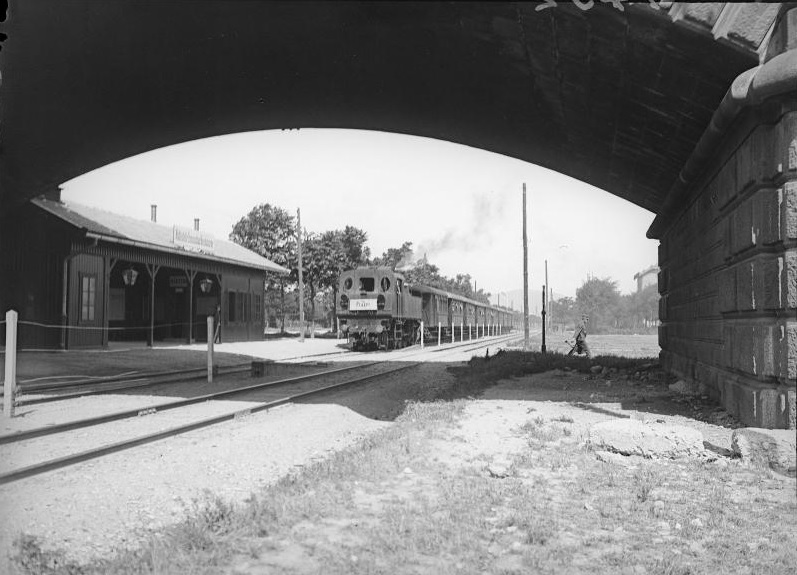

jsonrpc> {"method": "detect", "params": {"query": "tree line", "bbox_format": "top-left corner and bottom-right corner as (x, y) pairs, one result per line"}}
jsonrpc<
(228, 203), (493, 331)
(549, 276), (659, 335)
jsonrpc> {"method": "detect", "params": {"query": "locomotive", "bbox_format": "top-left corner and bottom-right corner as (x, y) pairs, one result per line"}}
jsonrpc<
(337, 266), (518, 351)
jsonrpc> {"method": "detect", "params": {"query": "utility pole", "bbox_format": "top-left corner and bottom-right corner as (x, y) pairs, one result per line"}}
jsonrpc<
(522, 184), (529, 350)
(297, 208), (305, 343)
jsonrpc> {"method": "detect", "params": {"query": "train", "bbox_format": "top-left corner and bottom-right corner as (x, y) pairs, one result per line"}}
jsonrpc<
(337, 266), (520, 351)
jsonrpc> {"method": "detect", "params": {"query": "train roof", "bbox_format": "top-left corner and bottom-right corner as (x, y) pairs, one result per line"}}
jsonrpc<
(408, 283), (511, 313)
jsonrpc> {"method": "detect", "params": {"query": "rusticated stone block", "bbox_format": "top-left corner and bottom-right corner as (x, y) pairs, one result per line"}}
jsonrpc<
(736, 262), (756, 311)
(722, 324), (733, 368)
(756, 188), (781, 245)
(752, 324), (775, 378)
(777, 112), (797, 175)
(758, 256), (780, 310)
(658, 267), (669, 293)
(785, 182), (797, 240)
(731, 198), (755, 256)
(787, 251), (797, 309)
(719, 267), (736, 312)
(786, 321), (797, 381)
(658, 324), (667, 349)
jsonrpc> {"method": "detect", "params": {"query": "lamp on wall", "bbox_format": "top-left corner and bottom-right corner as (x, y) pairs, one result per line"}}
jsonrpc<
(199, 278), (214, 293)
(122, 267), (139, 286)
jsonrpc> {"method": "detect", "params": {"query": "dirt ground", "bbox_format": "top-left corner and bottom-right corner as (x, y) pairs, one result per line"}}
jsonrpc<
(225, 363), (795, 575)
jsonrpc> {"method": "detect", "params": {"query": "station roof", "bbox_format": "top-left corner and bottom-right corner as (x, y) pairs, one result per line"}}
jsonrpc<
(31, 197), (290, 275)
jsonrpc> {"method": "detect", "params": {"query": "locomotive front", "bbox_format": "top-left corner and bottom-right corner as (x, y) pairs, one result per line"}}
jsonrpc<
(338, 267), (400, 350)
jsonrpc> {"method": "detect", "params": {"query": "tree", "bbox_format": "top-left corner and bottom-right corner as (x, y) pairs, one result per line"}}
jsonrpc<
(339, 226), (371, 269)
(229, 204), (295, 332)
(575, 276), (620, 334)
(550, 296), (577, 331)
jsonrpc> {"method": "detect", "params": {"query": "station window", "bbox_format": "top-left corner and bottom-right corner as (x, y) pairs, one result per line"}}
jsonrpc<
(359, 277), (375, 292)
(80, 274), (96, 322)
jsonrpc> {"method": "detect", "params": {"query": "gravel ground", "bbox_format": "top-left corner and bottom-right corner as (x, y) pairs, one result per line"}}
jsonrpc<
(0, 402), (391, 568)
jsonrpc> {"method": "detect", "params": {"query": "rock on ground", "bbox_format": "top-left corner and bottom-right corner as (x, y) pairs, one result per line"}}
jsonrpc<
(731, 428), (796, 475)
(588, 419), (705, 459)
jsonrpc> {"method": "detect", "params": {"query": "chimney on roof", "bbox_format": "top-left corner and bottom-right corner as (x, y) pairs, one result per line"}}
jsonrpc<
(194, 218), (200, 231)
(151, 204), (157, 223)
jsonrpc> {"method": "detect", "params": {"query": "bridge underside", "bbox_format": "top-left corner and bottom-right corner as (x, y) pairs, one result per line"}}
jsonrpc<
(0, 2), (774, 212)
(0, 2), (795, 427)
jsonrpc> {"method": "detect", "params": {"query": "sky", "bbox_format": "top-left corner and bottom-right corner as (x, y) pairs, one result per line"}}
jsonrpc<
(60, 129), (659, 301)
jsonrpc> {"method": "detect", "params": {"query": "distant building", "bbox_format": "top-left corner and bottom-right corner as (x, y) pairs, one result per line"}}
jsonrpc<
(633, 265), (659, 292)
(1, 192), (288, 349)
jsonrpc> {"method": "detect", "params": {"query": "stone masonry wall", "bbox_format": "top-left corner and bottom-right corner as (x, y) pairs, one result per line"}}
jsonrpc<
(659, 101), (797, 429)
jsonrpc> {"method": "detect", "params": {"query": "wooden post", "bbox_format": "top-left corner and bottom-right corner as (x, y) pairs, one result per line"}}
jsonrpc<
(420, 321), (424, 349)
(207, 315), (214, 383)
(4, 310), (17, 418)
(297, 208), (305, 343)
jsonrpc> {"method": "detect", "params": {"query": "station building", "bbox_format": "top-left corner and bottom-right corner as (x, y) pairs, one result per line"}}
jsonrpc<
(1, 192), (289, 349)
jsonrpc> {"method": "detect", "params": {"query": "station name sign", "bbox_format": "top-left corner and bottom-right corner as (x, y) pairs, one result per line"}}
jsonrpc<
(172, 225), (215, 253)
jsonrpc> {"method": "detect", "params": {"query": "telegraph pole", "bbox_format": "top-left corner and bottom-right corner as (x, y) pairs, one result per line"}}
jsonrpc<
(297, 208), (305, 343)
(522, 184), (529, 350)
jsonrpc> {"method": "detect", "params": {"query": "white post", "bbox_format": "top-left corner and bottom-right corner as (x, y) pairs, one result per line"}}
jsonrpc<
(207, 315), (214, 383)
(469, 324), (471, 340)
(420, 321), (424, 349)
(4, 310), (18, 418)
(460, 322), (463, 343)
(438, 322), (441, 346)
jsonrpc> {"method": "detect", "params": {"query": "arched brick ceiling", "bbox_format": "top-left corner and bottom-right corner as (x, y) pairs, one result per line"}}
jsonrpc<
(0, 2), (777, 213)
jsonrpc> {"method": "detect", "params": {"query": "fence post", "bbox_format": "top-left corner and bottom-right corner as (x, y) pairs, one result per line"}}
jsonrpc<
(4, 310), (18, 418)
(207, 315), (214, 383)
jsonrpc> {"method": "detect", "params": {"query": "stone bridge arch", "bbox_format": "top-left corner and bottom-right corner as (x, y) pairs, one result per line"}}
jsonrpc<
(0, 2), (794, 427)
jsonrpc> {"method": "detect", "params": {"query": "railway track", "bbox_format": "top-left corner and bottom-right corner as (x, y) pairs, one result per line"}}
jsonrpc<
(7, 332), (523, 406)
(0, 332), (524, 485)
(0, 360), (419, 485)
(7, 347), (352, 400)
